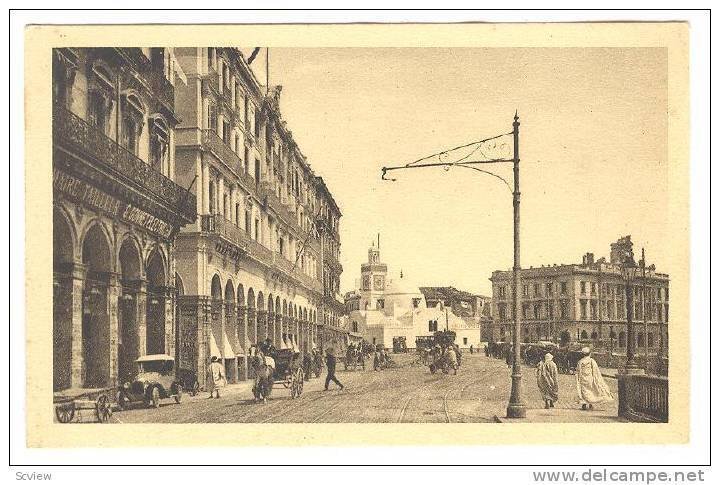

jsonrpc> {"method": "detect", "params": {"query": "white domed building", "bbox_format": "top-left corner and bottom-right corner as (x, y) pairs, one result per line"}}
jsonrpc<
(344, 243), (484, 351)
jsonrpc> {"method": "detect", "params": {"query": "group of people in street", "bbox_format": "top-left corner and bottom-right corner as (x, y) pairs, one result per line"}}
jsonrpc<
(535, 347), (614, 410)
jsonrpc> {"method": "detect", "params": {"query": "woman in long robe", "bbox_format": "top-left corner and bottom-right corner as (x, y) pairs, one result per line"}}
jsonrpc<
(575, 347), (614, 410)
(536, 353), (559, 408)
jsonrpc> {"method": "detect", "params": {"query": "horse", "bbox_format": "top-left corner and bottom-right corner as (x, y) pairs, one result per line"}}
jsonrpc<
(248, 346), (274, 403)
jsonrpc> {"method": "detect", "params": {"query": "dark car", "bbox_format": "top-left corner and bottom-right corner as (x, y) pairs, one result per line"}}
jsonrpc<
(117, 355), (183, 409)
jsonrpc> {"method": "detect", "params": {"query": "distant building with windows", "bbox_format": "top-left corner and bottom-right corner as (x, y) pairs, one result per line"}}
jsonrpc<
(344, 242), (484, 350)
(489, 236), (670, 355)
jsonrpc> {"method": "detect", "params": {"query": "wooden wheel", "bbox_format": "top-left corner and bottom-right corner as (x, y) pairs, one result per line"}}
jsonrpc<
(95, 394), (112, 423)
(296, 369), (304, 396)
(55, 402), (75, 423)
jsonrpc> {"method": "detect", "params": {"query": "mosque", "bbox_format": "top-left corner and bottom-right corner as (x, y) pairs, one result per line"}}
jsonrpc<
(344, 241), (487, 351)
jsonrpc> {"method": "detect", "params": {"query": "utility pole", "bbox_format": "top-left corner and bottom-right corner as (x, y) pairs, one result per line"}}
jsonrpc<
(506, 112), (526, 418)
(380, 113), (524, 418)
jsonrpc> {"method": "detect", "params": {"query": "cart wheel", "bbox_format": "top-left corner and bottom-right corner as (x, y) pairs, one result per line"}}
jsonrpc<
(55, 402), (75, 423)
(289, 373), (297, 399)
(296, 369), (304, 396)
(174, 384), (183, 404)
(95, 394), (112, 423)
(151, 387), (160, 408)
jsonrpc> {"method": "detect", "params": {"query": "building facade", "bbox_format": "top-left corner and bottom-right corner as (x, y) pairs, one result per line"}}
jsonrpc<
(172, 48), (344, 385)
(52, 48), (196, 391)
(315, 178), (348, 349)
(345, 243), (484, 350)
(489, 236), (670, 355)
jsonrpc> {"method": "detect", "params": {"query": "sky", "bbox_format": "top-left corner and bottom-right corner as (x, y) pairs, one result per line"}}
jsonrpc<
(249, 48), (668, 295)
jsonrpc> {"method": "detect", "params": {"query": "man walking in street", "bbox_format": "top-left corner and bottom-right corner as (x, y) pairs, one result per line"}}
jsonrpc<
(206, 356), (226, 399)
(324, 347), (344, 391)
(576, 347), (613, 410)
(536, 352), (559, 409)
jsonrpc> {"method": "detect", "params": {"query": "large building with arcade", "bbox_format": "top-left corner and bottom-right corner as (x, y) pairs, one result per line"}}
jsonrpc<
(344, 242), (484, 350)
(52, 48), (196, 392)
(171, 48), (346, 386)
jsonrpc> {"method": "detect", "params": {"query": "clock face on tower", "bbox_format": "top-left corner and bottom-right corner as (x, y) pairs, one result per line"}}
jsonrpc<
(362, 275), (371, 290)
(374, 275), (385, 291)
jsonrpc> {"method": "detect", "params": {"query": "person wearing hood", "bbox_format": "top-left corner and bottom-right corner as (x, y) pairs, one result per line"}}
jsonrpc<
(536, 352), (559, 409)
(576, 347), (614, 410)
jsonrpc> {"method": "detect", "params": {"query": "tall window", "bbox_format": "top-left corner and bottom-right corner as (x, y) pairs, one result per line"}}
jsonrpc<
(88, 91), (110, 134)
(429, 320), (438, 332)
(149, 117), (169, 174)
(254, 158), (261, 187)
(207, 47), (214, 69)
(235, 203), (240, 226)
(121, 116), (139, 155)
(546, 282), (553, 295)
(560, 282), (568, 295)
(254, 218), (260, 242)
(533, 283), (540, 297)
(580, 281), (586, 295)
(580, 300), (588, 319)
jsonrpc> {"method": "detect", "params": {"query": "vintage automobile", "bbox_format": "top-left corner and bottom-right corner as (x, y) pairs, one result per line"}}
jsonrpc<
(116, 354), (183, 409)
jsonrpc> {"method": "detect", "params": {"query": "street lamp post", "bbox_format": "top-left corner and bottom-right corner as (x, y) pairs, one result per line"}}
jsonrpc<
(506, 113), (526, 418)
(380, 112), (526, 418)
(620, 254), (643, 374)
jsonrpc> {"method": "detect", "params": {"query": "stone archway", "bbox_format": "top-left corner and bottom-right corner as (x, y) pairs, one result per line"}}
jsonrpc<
(118, 237), (143, 384)
(81, 222), (113, 388)
(146, 250), (167, 355)
(53, 208), (75, 391)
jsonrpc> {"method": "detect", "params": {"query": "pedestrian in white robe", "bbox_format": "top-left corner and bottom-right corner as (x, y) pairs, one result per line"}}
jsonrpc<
(206, 356), (226, 399)
(575, 347), (613, 410)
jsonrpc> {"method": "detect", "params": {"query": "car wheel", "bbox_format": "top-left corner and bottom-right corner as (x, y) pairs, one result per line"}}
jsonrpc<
(151, 387), (160, 408)
(174, 384), (183, 404)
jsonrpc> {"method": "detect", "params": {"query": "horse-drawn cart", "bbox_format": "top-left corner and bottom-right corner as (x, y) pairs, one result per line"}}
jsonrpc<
(54, 388), (114, 424)
(250, 346), (305, 401)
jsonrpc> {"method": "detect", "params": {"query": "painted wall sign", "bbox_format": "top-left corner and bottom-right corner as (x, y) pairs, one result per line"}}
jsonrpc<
(54, 168), (173, 238)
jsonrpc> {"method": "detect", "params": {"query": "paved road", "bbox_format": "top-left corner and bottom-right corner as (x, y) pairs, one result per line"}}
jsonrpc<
(112, 353), (618, 423)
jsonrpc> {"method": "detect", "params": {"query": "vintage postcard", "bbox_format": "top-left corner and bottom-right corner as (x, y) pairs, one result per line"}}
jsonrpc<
(24, 21), (689, 448)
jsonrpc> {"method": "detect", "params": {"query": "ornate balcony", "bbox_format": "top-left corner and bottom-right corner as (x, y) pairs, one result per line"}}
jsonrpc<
(201, 129), (255, 189)
(53, 104), (196, 223)
(201, 214), (321, 293)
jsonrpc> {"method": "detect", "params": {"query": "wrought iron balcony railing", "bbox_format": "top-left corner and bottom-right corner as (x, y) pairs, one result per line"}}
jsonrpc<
(201, 129), (256, 189)
(54, 104), (196, 222)
(201, 214), (321, 293)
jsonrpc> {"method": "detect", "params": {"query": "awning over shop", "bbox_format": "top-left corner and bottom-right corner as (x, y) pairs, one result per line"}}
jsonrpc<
(210, 331), (243, 358)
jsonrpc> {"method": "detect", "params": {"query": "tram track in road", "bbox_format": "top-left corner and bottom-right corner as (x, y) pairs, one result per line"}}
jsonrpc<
(259, 369), (379, 423)
(441, 369), (500, 423)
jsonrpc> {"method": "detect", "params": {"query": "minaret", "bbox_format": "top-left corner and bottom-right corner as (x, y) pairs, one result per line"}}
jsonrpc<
(360, 237), (388, 310)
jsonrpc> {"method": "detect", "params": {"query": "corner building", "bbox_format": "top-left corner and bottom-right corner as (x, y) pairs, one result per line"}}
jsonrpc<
(52, 48), (196, 392)
(172, 48), (342, 385)
(489, 236), (670, 356)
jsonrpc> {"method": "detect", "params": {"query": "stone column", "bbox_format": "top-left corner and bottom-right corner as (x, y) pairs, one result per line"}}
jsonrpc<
(256, 310), (267, 342)
(266, 311), (275, 346)
(163, 285), (176, 357)
(247, 308), (257, 345)
(276, 314), (283, 348)
(70, 262), (87, 389)
(107, 271), (121, 388)
(135, 279), (147, 357)
(224, 300), (236, 383)
(237, 305), (247, 380)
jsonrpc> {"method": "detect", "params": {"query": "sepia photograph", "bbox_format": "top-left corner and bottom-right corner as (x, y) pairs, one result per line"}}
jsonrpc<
(13, 12), (709, 471)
